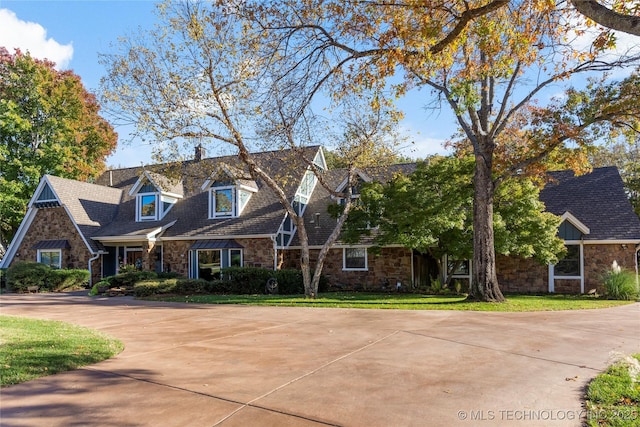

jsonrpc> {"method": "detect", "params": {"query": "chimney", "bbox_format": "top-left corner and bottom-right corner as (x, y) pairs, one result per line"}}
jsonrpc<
(195, 143), (205, 161)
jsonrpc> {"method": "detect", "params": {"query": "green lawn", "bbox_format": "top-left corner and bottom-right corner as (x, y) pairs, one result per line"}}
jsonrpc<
(0, 315), (123, 387)
(585, 354), (640, 427)
(145, 292), (635, 311)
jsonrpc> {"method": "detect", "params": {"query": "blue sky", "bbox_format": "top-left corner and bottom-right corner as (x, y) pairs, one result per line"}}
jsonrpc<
(1, 2), (636, 168)
(0, 0), (457, 168)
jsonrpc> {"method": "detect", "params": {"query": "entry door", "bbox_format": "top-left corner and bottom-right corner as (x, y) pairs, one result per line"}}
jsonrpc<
(412, 251), (439, 289)
(126, 250), (143, 270)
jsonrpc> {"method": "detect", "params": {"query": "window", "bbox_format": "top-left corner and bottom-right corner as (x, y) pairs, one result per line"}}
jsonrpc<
(209, 182), (255, 219)
(555, 245), (581, 277)
(343, 247), (367, 271)
(38, 249), (61, 269)
(211, 186), (235, 218)
(191, 248), (243, 280)
(138, 194), (157, 220)
(448, 259), (470, 277)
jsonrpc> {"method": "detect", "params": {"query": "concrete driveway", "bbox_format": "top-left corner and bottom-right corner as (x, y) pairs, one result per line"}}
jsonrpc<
(0, 292), (638, 427)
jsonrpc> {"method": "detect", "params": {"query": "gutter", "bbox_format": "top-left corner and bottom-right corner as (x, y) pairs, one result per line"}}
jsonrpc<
(636, 244), (640, 288)
(87, 252), (102, 287)
(270, 234), (278, 271)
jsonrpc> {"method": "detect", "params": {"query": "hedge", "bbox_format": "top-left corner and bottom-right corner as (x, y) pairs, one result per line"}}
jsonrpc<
(6, 261), (89, 292)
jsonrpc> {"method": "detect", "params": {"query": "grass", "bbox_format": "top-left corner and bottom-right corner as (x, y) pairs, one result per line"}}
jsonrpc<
(585, 354), (640, 427)
(145, 292), (635, 311)
(0, 315), (124, 387)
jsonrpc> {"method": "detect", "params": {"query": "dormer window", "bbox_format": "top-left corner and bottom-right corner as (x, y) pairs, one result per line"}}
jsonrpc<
(130, 172), (183, 222)
(211, 180), (236, 218)
(203, 166), (258, 220)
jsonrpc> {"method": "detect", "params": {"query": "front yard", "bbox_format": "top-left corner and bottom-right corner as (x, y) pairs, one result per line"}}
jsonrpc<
(143, 292), (635, 311)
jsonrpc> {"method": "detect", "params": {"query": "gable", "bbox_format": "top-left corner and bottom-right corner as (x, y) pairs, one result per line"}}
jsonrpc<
(34, 182), (60, 208)
(540, 167), (640, 241)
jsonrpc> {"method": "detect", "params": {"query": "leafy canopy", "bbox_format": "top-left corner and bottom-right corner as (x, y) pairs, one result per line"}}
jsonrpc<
(339, 155), (565, 275)
(0, 48), (117, 247)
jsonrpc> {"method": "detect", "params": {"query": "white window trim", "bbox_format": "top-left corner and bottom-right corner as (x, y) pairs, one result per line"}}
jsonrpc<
(548, 242), (584, 293)
(444, 255), (472, 282)
(137, 192), (158, 221)
(210, 186), (237, 219)
(343, 247), (368, 271)
(37, 249), (62, 269)
(190, 248), (244, 279)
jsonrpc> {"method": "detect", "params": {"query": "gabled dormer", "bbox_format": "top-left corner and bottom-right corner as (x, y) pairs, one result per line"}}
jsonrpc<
(201, 165), (258, 219)
(334, 169), (371, 205)
(129, 171), (183, 222)
(32, 178), (61, 208)
(558, 212), (590, 240)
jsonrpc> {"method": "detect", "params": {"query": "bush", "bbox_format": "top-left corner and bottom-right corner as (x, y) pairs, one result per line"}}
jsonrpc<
(133, 279), (178, 297)
(6, 262), (52, 292)
(174, 278), (210, 294)
(602, 268), (639, 301)
(107, 271), (158, 288)
(221, 267), (272, 294)
(90, 279), (111, 296)
(47, 269), (90, 291)
(5, 262), (89, 292)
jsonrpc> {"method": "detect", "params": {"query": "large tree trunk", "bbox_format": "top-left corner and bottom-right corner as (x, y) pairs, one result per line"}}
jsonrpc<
(468, 149), (505, 302)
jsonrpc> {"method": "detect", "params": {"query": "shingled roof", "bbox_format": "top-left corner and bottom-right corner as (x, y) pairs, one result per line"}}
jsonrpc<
(540, 166), (640, 241)
(92, 146), (322, 240)
(293, 163), (418, 247)
(45, 175), (123, 252)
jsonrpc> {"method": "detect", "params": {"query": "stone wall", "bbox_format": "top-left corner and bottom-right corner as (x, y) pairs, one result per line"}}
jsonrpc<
(496, 243), (638, 294)
(161, 238), (275, 277)
(496, 255), (548, 293)
(282, 247), (413, 291)
(9, 207), (99, 283)
(583, 244), (636, 292)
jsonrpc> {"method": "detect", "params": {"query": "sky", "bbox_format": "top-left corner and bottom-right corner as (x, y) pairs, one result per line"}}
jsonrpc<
(0, 0), (459, 168)
(0, 1), (637, 168)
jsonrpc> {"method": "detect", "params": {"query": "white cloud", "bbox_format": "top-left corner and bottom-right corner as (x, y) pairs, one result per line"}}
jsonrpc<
(399, 135), (450, 160)
(0, 8), (73, 69)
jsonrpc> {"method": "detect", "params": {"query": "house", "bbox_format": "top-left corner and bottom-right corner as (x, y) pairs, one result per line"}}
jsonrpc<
(497, 166), (640, 294)
(1, 146), (639, 294)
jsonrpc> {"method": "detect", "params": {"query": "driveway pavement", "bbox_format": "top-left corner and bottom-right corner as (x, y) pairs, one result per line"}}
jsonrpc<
(0, 292), (638, 427)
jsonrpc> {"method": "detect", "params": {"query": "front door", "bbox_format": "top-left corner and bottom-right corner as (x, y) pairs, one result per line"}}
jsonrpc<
(412, 251), (440, 289)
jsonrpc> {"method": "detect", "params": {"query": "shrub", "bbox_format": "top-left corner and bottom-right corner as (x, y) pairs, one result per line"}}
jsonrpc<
(133, 279), (178, 297)
(108, 271), (158, 288)
(602, 267), (639, 301)
(221, 267), (272, 294)
(273, 269), (304, 294)
(157, 271), (184, 279)
(90, 279), (111, 296)
(6, 262), (51, 292)
(47, 269), (90, 291)
(174, 278), (210, 294)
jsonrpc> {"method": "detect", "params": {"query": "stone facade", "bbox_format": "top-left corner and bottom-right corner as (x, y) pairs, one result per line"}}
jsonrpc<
(283, 247), (413, 291)
(496, 255), (548, 293)
(583, 243), (636, 292)
(160, 238), (275, 277)
(8, 207), (99, 283)
(497, 243), (638, 294)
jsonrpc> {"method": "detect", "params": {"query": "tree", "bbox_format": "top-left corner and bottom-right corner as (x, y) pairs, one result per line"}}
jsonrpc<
(340, 155), (565, 286)
(100, 1), (401, 298)
(246, 1), (640, 301)
(0, 48), (117, 250)
(570, 1), (640, 36)
(590, 133), (640, 217)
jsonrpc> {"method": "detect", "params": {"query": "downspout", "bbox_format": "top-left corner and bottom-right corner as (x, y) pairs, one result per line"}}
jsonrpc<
(271, 235), (278, 271)
(87, 252), (101, 287)
(634, 243), (640, 288)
